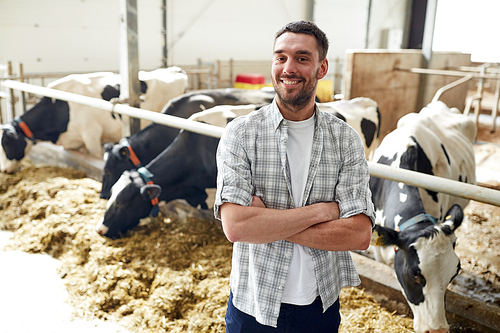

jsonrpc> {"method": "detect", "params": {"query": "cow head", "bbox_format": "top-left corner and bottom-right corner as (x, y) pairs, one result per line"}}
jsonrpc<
(96, 170), (161, 239)
(101, 140), (137, 199)
(0, 123), (33, 173)
(371, 204), (463, 333)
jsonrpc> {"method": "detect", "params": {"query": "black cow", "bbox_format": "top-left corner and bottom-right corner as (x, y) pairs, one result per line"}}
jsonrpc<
(97, 129), (219, 239)
(96, 97), (382, 238)
(369, 101), (476, 333)
(100, 88), (276, 199)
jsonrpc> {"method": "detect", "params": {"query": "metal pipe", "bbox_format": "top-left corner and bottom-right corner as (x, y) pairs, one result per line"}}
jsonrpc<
(398, 67), (500, 79)
(431, 74), (473, 103)
(368, 162), (500, 207)
(2, 79), (500, 207)
(1, 80), (224, 138)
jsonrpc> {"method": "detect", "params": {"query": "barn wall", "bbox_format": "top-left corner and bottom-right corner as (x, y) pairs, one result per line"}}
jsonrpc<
(0, 0), (162, 73)
(425, 52), (472, 110)
(0, 0), (408, 75)
(343, 50), (471, 138)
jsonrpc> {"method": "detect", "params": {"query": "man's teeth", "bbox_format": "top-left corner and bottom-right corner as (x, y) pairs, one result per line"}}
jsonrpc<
(283, 80), (299, 84)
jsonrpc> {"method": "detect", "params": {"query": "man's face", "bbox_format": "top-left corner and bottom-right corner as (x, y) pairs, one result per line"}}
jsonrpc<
(272, 32), (327, 111)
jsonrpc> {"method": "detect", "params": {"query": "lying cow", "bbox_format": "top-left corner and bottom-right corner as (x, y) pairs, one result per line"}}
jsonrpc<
(96, 97), (381, 238)
(100, 88), (277, 199)
(0, 67), (188, 173)
(369, 101), (476, 333)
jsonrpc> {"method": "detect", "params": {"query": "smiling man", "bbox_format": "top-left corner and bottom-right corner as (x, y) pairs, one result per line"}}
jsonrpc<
(214, 21), (375, 333)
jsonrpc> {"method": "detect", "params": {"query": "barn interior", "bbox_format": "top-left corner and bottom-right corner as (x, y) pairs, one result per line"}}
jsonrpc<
(1, 1), (500, 332)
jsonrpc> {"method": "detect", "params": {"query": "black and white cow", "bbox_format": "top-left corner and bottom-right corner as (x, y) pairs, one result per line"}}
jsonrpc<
(100, 88), (277, 199)
(0, 67), (188, 173)
(318, 97), (380, 160)
(369, 101), (476, 333)
(96, 97), (381, 238)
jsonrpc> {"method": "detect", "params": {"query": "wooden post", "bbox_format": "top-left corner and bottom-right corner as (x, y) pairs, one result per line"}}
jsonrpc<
(7, 61), (15, 122)
(18, 63), (26, 114)
(229, 58), (234, 87)
(216, 60), (221, 89)
(119, 0), (141, 137)
(196, 58), (202, 90)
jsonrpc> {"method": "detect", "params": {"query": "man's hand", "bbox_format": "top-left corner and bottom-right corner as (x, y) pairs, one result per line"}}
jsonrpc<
(251, 196), (266, 208)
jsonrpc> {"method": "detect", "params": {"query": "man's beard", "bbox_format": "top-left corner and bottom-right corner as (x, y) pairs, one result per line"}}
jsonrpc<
(273, 70), (319, 111)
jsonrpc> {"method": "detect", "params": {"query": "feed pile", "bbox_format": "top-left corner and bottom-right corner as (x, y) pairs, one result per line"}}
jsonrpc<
(0, 161), (414, 332)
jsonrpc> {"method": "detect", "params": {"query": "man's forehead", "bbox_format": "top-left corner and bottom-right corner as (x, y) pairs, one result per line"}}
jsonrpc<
(274, 32), (318, 55)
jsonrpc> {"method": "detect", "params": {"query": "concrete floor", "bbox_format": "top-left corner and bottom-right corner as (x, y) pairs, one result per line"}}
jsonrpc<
(0, 231), (133, 333)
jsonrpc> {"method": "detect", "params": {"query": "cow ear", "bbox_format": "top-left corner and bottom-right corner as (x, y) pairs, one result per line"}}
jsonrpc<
(103, 142), (115, 153)
(117, 146), (130, 160)
(443, 203), (464, 231)
(371, 224), (400, 247)
(140, 184), (161, 201)
(2, 124), (19, 139)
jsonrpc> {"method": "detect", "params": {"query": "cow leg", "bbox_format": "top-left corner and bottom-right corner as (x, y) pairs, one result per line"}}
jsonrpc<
(81, 128), (106, 159)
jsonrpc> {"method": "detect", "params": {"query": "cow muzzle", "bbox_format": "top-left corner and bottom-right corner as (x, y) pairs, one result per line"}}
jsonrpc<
(95, 216), (109, 236)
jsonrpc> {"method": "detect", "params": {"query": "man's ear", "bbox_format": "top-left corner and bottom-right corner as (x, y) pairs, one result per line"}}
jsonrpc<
(318, 58), (329, 80)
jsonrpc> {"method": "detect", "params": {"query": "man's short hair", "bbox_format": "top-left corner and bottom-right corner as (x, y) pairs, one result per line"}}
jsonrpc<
(275, 21), (329, 60)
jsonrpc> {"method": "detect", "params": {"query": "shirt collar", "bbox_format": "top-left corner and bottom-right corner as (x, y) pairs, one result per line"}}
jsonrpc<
(269, 97), (322, 131)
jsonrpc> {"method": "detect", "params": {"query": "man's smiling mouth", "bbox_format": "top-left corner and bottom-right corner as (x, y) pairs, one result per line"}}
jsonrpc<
(282, 80), (299, 85)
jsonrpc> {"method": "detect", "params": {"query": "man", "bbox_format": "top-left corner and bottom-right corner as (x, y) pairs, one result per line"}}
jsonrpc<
(214, 20), (374, 332)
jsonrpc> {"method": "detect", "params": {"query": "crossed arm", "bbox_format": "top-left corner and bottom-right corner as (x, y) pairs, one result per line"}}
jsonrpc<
(219, 196), (372, 252)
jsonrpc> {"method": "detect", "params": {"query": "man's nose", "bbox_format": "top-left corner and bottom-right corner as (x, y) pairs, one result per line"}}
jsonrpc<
(283, 60), (297, 74)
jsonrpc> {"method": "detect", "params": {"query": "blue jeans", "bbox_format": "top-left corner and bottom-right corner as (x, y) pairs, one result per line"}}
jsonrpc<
(225, 291), (341, 333)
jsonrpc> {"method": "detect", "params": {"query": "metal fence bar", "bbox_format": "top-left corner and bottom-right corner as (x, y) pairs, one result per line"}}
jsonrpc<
(1, 79), (224, 138)
(2, 79), (500, 207)
(368, 162), (500, 207)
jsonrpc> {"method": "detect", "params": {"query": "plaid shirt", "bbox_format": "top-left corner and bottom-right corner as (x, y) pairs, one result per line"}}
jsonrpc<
(214, 99), (375, 327)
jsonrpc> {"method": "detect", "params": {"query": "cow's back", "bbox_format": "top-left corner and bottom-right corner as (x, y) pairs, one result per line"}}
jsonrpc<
(48, 73), (123, 154)
(318, 97), (381, 160)
(373, 101), (476, 220)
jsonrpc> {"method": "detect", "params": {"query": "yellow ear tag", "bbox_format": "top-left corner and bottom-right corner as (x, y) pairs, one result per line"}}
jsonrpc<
(445, 215), (451, 220)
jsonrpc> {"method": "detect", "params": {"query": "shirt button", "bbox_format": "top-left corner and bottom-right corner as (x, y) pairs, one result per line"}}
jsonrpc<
(278, 285), (283, 290)
(285, 253), (291, 259)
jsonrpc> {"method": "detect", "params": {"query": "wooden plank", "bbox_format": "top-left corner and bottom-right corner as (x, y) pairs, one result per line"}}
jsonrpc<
(343, 50), (472, 139)
(343, 50), (422, 138)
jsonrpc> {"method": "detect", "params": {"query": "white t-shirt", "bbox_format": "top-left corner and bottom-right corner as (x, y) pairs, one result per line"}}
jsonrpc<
(281, 115), (319, 305)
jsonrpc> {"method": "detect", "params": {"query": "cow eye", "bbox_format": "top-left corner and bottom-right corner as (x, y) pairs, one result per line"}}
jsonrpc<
(413, 273), (426, 286)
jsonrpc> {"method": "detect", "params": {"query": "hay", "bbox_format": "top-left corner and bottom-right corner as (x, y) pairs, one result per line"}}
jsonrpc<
(0, 161), (414, 332)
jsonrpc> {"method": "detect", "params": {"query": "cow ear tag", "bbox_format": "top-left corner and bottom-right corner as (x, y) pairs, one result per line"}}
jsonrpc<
(140, 184), (161, 200)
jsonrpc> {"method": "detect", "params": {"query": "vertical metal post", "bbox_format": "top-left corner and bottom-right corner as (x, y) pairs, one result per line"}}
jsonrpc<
(119, 0), (141, 137)
(162, 0), (168, 68)
(416, 0), (438, 111)
(305, 0), (315, 21)
(365, 0), (372, 48)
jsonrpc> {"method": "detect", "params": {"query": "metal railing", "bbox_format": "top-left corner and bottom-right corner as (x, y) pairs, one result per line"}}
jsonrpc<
(2, 79), (500, 207)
